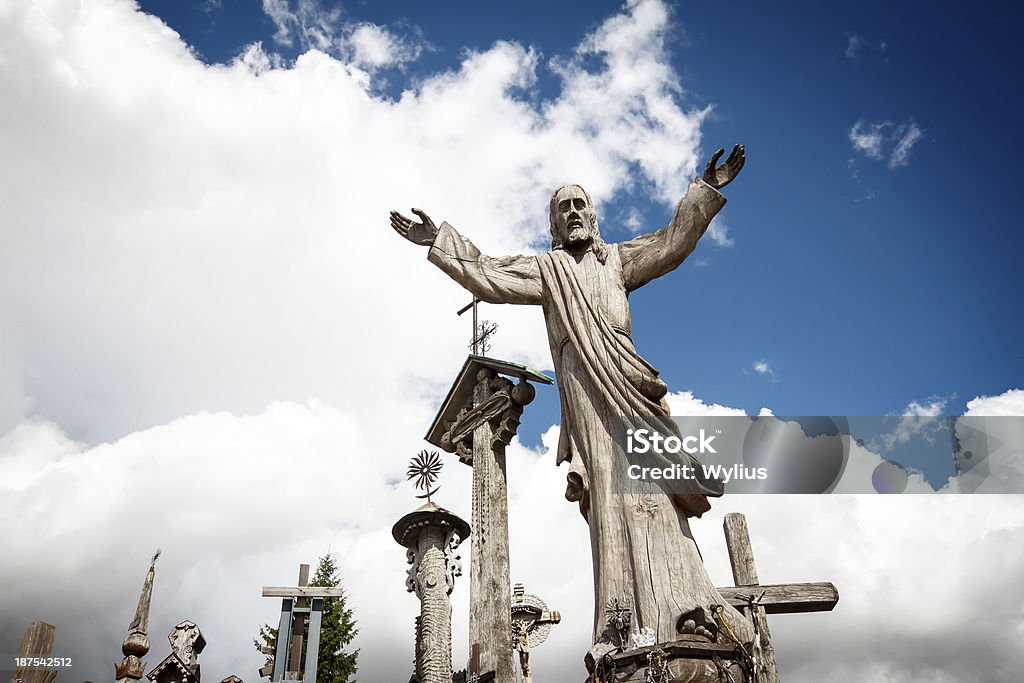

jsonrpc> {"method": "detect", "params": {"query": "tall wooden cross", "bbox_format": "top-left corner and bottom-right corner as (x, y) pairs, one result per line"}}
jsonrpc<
(457, 297), (498, 356)
(262, 564), (345, 683)
(714, 513), (839, 683)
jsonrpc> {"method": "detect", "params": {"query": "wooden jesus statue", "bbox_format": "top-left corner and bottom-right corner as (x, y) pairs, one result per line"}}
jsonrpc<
(391, 145), (754, 661)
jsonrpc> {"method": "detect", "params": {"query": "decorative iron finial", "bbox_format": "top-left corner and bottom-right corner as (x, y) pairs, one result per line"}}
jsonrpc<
(406, 450), (443, 503)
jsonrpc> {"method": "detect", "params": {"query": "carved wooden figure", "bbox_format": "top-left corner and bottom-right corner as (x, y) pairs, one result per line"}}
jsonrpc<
(393, 146), (759, 671)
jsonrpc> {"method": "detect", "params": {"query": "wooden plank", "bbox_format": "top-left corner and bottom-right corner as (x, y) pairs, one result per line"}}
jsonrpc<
(262, 586), (345, 597)
(288, 564), (310, 675)
(716, 582), (839, 615)
(15, 622), (57, 683)
(17, 621), (55, 656)
(722, 512), (780, 683)
(724, 512), (759, 585)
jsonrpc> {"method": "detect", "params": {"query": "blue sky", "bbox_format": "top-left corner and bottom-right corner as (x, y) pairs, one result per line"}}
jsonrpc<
(145, 0), (1022, 427)
(3, 2), (1023, 682)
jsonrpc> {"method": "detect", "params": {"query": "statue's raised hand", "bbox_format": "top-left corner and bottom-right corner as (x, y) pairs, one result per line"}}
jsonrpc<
(702, 144), (745, 190)
(390, 208), (438, 246)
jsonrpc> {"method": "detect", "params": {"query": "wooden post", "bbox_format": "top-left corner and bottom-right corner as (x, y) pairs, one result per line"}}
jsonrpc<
(287, 564), (310, 678)
(724, 512), (781, 683)
(425, 357), (552, 683)
(14, 622), (57, 683)
(468, 368), (515, 682)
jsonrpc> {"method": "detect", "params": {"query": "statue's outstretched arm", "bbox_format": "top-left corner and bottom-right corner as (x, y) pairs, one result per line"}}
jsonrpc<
(391, 207), (543, 306)
(619, 144), (745, 291)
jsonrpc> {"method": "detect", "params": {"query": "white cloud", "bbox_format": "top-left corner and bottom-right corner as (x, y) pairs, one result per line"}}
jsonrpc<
(849, 119), (925, 168)
(844, 33), (864, 60)
(261, 0), (342, 52)
(849, 120), (887, 160)
(889, 121), (924, 168)
(903, 397), (947, 417)
(707, 217), (734, 247)
(965, 389), (1024, 415)
(339, 22), (424, 70)
(752, 358), (775, 378)
(844, 32), (887, 61)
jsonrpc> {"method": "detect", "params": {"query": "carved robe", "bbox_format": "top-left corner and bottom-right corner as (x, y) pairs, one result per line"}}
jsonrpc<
(427, 177), (753, 654)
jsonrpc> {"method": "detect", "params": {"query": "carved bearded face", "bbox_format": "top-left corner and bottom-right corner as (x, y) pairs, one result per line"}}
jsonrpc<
(550, 185), (599, 251)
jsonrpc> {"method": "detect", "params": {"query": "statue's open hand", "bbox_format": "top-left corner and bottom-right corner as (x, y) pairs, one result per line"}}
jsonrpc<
(702, 144), (745, 190)
(390, 208), (439, 246)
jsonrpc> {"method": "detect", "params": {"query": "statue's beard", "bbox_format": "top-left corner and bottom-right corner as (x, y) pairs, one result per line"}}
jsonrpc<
(565, 220), (596, 247)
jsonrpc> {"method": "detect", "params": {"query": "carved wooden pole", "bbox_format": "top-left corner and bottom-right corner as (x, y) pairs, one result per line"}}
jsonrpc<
(115, 551), (158, 683)
(426, 357), (552, 683)
(393, 504), (470, 683)
(469, 367), (515, 682)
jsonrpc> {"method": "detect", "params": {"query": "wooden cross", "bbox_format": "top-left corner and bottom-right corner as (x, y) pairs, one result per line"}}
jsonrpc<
(457, 297), (498, 356)
(714, 513), (839, 683)
(262, 564), (345, 683)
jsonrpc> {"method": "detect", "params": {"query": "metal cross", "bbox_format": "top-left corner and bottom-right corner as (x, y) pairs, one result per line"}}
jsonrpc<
(457, 297), (498, 356)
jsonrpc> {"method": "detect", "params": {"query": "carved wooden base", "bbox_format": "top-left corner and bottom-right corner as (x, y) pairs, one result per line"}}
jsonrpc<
(587, 639), (749, 683)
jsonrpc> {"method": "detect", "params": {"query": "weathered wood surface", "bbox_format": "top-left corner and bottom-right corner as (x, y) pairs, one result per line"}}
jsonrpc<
(15, 621), (58, 683)
(17, 620), (55, 656)
(262, 585), (345, 597)
(288, 564), (309, 675)
(723, 512), (780, 683)
(716, 582), (839, 614)
(467, 369), (515, 683)
(599, 638), (747, 683)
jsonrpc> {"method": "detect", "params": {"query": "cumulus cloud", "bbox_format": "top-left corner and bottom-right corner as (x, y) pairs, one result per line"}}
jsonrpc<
(849, 119), (926, 168)
(966, 389), (1024, 415)
(338, 22), (425, 70)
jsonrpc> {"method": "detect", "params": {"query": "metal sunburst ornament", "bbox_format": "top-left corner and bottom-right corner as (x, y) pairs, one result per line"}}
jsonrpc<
(406, 450), (443, 503)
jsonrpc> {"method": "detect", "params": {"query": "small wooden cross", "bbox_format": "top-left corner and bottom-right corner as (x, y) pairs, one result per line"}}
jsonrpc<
(262, 564), (345, 683)
(714, 513), (839, 683)
(457, 297), (498, 356)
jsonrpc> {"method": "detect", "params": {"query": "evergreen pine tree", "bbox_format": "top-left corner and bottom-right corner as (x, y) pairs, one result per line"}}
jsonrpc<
(309, 553), (359, 683)
(254, 554), (359, 682)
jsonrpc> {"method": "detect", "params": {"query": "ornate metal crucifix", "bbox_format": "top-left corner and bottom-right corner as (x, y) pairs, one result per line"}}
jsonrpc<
(457, 297), (498, 356)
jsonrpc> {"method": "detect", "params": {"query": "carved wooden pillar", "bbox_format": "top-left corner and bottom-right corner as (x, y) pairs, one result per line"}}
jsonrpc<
(426, 356), (552, 683)
(393, 503), (470, 683)
(115, 552), (158, 683)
